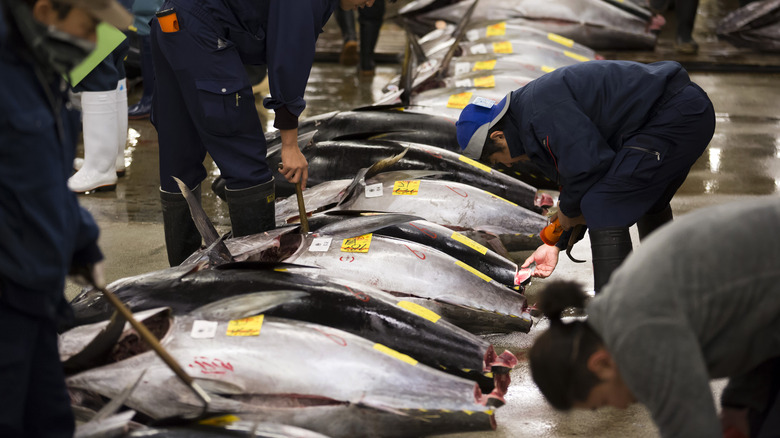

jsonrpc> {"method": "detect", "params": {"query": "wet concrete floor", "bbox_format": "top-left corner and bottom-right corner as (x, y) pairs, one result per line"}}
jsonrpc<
(65, 2), (780, 436)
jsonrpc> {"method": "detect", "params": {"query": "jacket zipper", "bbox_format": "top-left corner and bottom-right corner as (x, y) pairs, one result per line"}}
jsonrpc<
(624, 146), (661, 161)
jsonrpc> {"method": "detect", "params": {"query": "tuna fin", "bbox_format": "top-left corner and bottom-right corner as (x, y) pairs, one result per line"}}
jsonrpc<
(435, 0), (479, 82)
(364, 149), (409, 180)
(315, 212), (423, 239)
(173, 176), (232, 263)
(189, 290), (310, 320)
(63, 311), (127, 375)
(91, 370), (147, 421)
(336, 149), (409, 207)
(298, 129), (317, 150)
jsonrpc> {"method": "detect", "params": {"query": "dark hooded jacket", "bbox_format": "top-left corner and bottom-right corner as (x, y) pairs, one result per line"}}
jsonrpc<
(502, 60), (691, 217)
(0, 4), (103, 320)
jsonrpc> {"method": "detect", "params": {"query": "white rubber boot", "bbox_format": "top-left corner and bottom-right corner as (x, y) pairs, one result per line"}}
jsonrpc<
(68, 90), (119, 193)
(115, 78), (128, 176)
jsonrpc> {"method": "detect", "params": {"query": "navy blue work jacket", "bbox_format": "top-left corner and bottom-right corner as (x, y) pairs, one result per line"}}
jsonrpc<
(503, 60), (690, 217)
(0, 9), (103, 319)
(175, 0), (338, 122)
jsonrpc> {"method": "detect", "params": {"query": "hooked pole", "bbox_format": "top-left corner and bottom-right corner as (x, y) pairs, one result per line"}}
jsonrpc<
(89, 279), (212, 412)
(296, 182), (310, 234)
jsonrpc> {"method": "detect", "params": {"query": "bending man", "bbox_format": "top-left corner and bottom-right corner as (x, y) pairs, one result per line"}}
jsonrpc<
(455, 60), (715, 292)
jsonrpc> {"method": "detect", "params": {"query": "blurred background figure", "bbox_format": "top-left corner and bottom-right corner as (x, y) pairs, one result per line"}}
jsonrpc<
(334, 0), (386, 76)
(127, 0), (163, 119)
(69, 35), (131, 193)
(0, 0), (131, 435)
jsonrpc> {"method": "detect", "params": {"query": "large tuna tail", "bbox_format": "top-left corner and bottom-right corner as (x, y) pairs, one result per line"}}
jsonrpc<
(173, 176), (232, 264)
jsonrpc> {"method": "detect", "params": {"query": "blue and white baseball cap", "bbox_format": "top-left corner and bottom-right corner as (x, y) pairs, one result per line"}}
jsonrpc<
(456, 92), (512, 159)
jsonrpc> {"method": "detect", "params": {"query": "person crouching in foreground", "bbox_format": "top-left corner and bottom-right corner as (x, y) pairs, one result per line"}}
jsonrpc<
(528, 196), (780, 438)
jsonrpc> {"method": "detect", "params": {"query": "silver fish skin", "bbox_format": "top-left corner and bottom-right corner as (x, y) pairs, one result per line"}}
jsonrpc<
(64, 310), (496, 420)
(276, 171), (548, 236)
(268, 139), (540, 211)
(283, 233), (529, 321)
(398, 0), (657, 50)
(128, 421), (333, 438)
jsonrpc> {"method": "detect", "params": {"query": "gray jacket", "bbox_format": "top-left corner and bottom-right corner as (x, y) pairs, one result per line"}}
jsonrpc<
(587, 196), (780, 437)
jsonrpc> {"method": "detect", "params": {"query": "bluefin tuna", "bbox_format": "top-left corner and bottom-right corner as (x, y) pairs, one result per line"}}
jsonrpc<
(396, 0), (658, 50)
(276, 169), (548, 236)
(63, 308), (502, 423)
(266, 139), (541, 211)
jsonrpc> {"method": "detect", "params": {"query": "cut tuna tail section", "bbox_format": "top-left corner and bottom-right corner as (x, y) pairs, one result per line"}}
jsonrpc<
(173, 176), (232, 263)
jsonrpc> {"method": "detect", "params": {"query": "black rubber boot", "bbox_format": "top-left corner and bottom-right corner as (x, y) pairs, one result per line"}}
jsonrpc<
(589, 227), (633, 293)
(637, 205), (673, 241)
(225, 178), (276, 238)
(160, 185), (202, 266)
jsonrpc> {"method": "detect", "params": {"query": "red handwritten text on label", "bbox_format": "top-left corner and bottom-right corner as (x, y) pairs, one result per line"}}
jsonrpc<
(189, 356), (234, 375)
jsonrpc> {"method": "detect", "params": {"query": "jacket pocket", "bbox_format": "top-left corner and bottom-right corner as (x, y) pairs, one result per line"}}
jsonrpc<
(194, 79), (248, 136)
(609, 135), (671, 184)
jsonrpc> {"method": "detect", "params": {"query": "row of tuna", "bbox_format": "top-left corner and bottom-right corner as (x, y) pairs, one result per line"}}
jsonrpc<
(59, 1), (657, 436)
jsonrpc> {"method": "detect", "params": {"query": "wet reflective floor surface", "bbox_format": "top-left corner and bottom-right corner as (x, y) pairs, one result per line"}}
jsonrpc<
(66, 2), (780, 437)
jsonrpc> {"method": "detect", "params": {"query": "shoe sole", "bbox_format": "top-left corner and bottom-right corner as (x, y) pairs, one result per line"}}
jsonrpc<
(73, 183), (117, 194)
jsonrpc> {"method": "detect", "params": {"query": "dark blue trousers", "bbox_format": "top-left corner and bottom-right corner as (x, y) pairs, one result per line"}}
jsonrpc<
(150, 6), (271, 193)
(0, 302), (74, 438)
(582, 83), (716, 229)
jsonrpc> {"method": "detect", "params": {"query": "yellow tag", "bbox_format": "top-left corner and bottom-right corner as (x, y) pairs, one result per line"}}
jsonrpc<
(473, 76), (496, 88)
(392, 180), (421, 195)
(447, 92), (472, 109)
(473, 59), (497, 71)
(492, 41), (513, 54)
(341, 233), (372, 253)
(564, 51), (590, 62)
(547, 33), (574, 48)
(226, 315), (264, 336)
(541, 65), (556, 73)
(451, 232), (488, 255)
(486, 22), (506, 37)
(374, 343), (418, 366)
(491, 192), (517, 206)
(458, 155), (492, 173)
(397, 300), (442, 323)
(199, 415), (241, 426)
(456, 260), (493, 282)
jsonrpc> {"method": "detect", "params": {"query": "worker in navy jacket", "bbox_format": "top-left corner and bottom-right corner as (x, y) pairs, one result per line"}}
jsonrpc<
(0, 0), (131, 435)
(151, 0), (377, 266)
(456, 61), (715, 292)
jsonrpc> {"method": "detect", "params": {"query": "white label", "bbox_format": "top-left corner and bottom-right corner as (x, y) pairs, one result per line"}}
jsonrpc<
(365, 183), (383, 198)
(191, 320), (218, 339)
(309, 237), (333, 252)
(466, 29), (480, 41)
(470, 43), (487, 54)
(455, 79), (472, 88)
(472, 96), (496, 108)
(455, 62), (471, 75)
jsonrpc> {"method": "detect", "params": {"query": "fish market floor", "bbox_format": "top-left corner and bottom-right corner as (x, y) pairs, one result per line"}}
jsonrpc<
(66, 37), (780, 438)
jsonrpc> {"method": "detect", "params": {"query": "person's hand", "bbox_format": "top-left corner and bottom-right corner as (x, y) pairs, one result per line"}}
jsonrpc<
(521, 244), (560, 278)
(721, 407), (750, 438)
(558, 210), (587, 231)
(278, 129), (308, 188)
(69, 260), (106, 289)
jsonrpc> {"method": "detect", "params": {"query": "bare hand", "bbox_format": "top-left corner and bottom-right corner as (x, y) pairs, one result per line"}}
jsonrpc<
(278, 129), (308, 188)
(521, 244), (560, 278)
